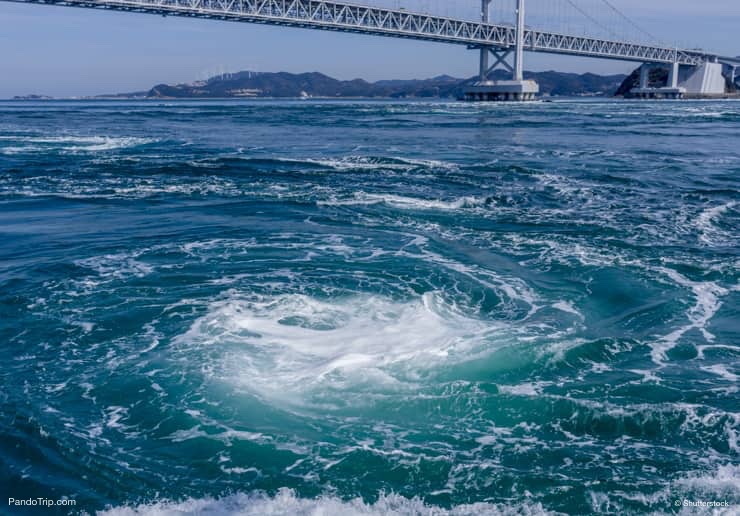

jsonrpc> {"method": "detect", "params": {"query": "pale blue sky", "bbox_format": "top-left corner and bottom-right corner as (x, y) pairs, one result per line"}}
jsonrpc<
(0, 0), (738, 97)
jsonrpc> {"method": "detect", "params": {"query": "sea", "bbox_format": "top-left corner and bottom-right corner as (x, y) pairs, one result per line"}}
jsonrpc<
(0, 99), (738, 515)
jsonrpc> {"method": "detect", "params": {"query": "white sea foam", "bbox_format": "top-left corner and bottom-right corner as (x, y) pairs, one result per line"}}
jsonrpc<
(0, 135), (155, 154)
(395, 245), (540, 317)
(112, 180), (241, 198)
(701, 364), (739, 383)
(318, 192), (486, 211)
(650, 268), (729, 364)
(499, 233), (618, 269)
(559, 397), (740, 453)
(497, 382), (551, 397)
(587, 463), (740, 515)
(175, 292), (505, 406)
(552, 301), (582, 318)
(695, 201), (737, 246)
(696, 344), (740, 360)
(76, 253), (153, 281)
(628, 369), (662, 384)
(98, 488), (554, 516)
(0, 175), (246, 200)
(675, 463), (740, 500)
(302, 155), (458, 172)
(166, 426), (263, 444)
(219, 466), (261, 476)
(105, 406), (129, 430)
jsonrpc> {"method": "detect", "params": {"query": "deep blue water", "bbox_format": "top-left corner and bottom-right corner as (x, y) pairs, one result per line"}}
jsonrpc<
(0, 99), (738, 515)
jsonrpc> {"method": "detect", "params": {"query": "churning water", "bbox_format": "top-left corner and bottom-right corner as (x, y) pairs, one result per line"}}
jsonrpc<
(0, 99), (738, 515)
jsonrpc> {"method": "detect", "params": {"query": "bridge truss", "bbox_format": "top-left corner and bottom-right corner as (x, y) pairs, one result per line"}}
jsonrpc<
(6, 0), (716, 65)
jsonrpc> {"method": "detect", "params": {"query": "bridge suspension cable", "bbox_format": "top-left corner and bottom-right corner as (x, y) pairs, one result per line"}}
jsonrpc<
(563, 0), (623, 39)
(598, 0), (661, 45)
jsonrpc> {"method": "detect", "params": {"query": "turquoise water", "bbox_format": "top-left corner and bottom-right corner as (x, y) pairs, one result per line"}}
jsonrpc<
(0, 99), (738, 515)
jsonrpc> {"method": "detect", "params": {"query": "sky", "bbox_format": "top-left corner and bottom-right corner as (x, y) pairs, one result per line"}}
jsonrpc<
(0, 0), (738, 97)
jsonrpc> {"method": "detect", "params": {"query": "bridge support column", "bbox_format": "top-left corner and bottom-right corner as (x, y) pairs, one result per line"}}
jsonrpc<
(639, 64), (650, 89)
(668, 61), (679, 89)
(514, 0), (525, 81)
(478, 0), (491, 81)
(726, 65), (738, 90)
(479, 49), (489, 82)
(681, 61), (727, 96)
(632, 62), (686, 99)
(463, 0), (539, 101)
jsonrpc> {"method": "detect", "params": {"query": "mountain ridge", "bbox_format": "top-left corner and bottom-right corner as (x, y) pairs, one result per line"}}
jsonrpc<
(131, 70), (628, 99)
(11, 70), (630, 100)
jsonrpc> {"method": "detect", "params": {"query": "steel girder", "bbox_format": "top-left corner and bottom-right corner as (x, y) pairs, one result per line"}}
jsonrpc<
(4, 0), (714, 65)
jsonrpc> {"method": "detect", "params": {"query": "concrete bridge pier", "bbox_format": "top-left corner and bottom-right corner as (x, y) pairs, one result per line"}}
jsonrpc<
(633, 57), (730, 99)
(633, 62), (685, 99)
(668, 61), (680, 89)
(729, 65), (740, 91)
(639, 64), (651, 89)
(464, 0), (539, 101)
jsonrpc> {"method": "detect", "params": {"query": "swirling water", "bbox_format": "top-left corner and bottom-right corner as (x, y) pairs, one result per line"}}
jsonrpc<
(0, 99), (738, 515)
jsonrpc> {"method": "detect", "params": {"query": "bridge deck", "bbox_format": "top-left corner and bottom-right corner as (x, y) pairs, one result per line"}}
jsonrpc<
(6, 0), (714, 65)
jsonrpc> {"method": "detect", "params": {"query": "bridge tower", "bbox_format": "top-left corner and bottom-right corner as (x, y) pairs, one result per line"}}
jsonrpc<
(464, 0), (539, 101)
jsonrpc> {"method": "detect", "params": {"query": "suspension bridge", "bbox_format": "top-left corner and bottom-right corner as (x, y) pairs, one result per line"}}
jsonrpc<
(4, 0), (738, 100)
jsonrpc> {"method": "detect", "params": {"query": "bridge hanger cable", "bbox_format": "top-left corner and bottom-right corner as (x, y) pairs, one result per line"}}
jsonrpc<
(562, 0), (623, 40)
(597, 0), (663, 45)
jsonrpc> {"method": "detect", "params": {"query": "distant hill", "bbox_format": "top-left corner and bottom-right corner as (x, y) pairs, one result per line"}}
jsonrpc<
(125, 70), (626, 99)
(615, 67), (668, 97)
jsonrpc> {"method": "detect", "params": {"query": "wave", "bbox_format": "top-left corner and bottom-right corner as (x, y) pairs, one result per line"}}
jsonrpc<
(303, 155), (459, 172)
(97, 464), (740, 515)
(650, 267), (729, 364)
(317, 191), (487, 211)
(75, 253), (154, 281)
(695, 201), (737, 246)
(0, 135), (157, 154)
(587, 463), (740, 515)
(0, 174), (244, 200)
(98, 488), (554, 516)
